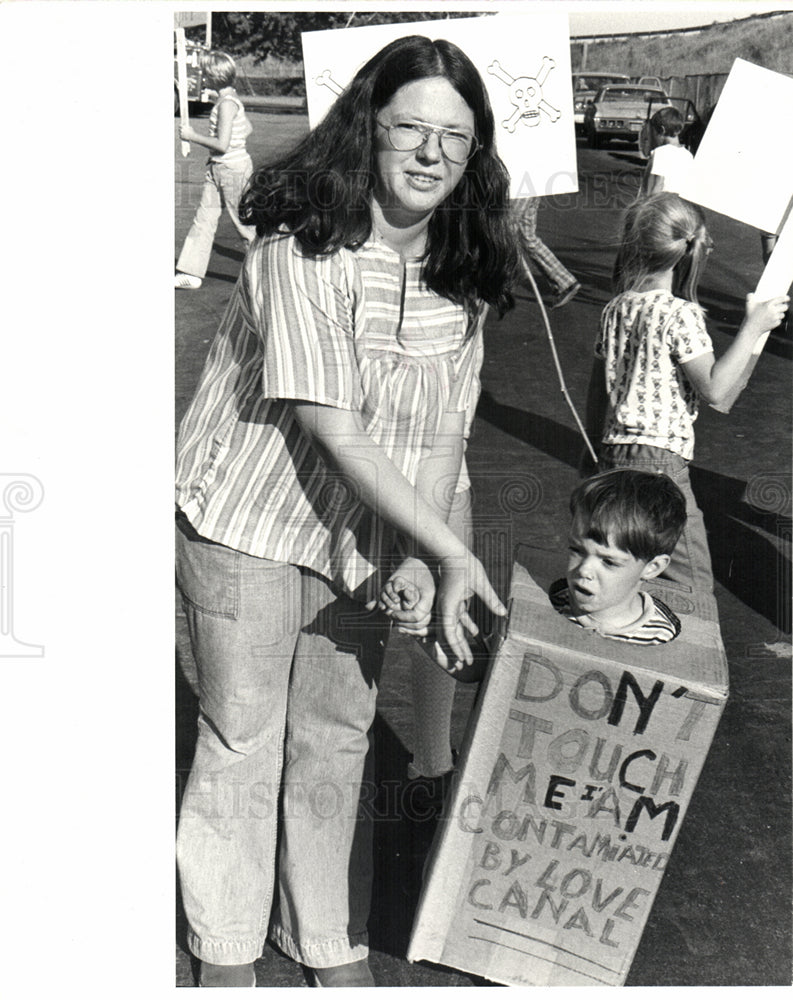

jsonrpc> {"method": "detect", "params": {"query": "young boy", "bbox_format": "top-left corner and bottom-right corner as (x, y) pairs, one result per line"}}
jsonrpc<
(382, 468), (687, 671)
(550, 468), (686, 644)
(639, 106), (694, 197)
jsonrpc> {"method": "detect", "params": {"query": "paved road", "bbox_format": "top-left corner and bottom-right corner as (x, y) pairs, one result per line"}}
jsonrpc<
(175, 111), (792, 987)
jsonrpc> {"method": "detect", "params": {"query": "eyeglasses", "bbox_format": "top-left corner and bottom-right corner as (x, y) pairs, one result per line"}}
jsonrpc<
(376, 119), (480, 164)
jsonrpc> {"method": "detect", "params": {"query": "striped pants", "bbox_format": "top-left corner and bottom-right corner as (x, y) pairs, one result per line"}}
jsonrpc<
(513, 196), (576, 295)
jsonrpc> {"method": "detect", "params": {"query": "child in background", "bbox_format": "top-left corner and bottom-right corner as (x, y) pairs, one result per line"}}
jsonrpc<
(175, 51), (255, 289)
(585, 193), (789, 595)
(639, 106), (694, 197)
(550, 469), (686, 644)
(513, 196), (581, 309)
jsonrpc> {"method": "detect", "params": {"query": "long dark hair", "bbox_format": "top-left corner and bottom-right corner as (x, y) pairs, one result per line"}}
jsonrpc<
(239, 35), (517, 314)
(613, 193), (711, 304)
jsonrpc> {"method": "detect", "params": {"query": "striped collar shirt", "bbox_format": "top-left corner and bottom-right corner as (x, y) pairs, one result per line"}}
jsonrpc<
(208, 94), (252, 164)
(550, 580), (681, 644)
(176, 231), (485, 603)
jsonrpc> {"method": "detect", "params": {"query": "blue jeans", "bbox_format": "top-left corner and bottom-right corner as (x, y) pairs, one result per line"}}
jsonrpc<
(175, 514), (387, 967)
(512, 196), (576, 295)
(176, 158), (255, 279)
(598, 444), (715, 599)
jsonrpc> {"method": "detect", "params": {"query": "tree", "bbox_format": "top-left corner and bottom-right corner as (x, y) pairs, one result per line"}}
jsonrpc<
(212, 11), (488, 65)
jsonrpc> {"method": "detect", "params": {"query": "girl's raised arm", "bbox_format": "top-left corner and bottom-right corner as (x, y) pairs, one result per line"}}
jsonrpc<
(682, 293), (789, 408)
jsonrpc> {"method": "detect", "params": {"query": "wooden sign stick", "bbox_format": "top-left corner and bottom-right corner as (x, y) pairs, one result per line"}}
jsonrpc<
(175, 27), (190, 158)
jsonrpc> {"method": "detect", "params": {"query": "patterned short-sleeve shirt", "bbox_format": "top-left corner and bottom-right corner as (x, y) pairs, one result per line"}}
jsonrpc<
(595, 289), (712, 460)
(175, 231), (485, 602)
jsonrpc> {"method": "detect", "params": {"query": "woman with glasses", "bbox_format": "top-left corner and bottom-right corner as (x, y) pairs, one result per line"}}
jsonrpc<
(174, 34), (518, 987)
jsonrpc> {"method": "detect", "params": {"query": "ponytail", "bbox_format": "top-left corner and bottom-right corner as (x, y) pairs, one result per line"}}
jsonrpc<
(614, 193), (710, 304)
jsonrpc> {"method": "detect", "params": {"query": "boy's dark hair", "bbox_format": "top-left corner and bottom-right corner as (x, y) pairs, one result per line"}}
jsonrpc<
(651, 106), (684, 137)
(570, 469), (686, 563)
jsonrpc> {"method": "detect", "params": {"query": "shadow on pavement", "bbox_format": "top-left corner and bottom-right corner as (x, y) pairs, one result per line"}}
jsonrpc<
(605, 149), (647, 167)
(369, 713), (490, 985)
(203, 268), (238, 284)
(214, 244), (248, 263)
(691, 465), (792, 634)
(477, 390), (583, 469)
(369, 713), (417, 959)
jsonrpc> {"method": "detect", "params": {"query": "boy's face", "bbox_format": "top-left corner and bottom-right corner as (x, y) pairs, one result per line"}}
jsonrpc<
(565, 515), (668, 622)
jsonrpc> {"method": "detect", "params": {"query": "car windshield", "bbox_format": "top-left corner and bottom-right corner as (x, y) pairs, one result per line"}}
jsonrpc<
(601, 88), (666, 102)
(575, 75), (628, 90)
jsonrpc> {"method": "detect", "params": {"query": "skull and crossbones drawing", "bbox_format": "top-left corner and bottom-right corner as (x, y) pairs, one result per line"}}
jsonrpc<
(315, 68), (344, 97)
(487, 56), (561, 132)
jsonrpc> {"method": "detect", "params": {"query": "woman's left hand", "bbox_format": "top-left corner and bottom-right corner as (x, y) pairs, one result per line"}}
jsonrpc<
(437, 552), (505, 665)
(179, 124), (197, 142)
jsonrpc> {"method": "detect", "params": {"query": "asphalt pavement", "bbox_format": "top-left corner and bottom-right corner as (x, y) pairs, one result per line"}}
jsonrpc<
(175, 109), (792, 987)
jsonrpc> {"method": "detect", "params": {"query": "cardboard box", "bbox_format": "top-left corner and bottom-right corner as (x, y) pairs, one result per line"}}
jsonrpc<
(407, 545), (728, 986)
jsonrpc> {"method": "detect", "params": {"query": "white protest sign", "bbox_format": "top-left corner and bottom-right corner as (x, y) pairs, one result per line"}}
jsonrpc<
(301, 12), (577, 199)
(755, 207), (793, 301)
(713, 204), (793, 413)
(679, 59), (793, 233)
(678, 59), (793, 413)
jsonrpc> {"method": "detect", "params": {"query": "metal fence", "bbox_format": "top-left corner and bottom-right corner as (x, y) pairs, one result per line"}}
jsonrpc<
(658, 74), (729, 115)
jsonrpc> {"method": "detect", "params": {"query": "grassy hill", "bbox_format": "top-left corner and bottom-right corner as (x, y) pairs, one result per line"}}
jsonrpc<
(228, 10), (793, 93)
(573, 10), (793, 76)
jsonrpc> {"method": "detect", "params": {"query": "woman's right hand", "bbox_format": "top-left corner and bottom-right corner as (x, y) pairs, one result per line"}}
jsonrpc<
(436, 551), (506, 665)
(744, 293), (790, 336)
(378, 556), (435, 636)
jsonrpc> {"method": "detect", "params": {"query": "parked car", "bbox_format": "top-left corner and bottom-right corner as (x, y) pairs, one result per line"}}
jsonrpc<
(584, 84), (671, 148)
(174, 36), (216, 115)
(571, 72), (631, 136)
(638, 95), (705, 157)
(636, 75), (663, 90)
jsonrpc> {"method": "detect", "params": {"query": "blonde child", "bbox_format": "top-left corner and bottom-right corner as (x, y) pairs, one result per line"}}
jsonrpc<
(175, 51), (255, 289)
(585, 193), (789, 595)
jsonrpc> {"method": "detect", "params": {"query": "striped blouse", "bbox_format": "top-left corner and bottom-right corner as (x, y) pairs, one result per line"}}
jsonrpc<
(175, 231), (485, 602)
(550, 581), (681, 644)
(208, 93), (252, 166)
